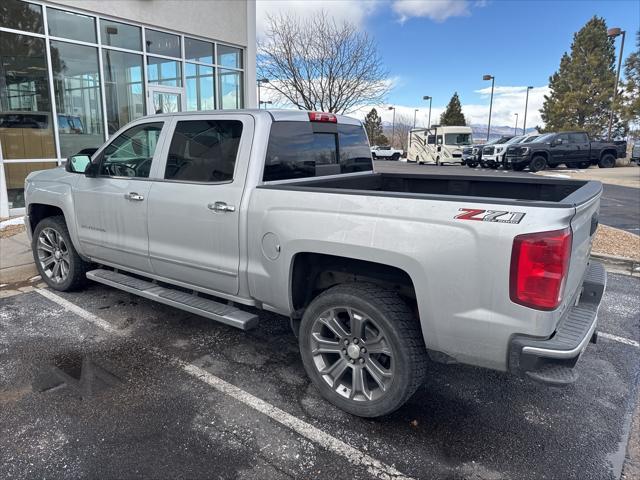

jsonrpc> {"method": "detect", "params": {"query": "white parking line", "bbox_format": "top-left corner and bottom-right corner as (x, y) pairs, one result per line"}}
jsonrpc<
(34, 288), (412, 480)
(598, 331), (640, 348)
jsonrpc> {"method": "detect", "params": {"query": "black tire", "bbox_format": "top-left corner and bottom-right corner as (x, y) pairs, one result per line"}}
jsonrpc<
(467, 162), (476, 168)
(436, 158), (441, 166)
(578, 161), (591, 169)
(299, 283), (427, 417)
(598, 153), (616, 168)
(489, 163), (498, 169)
(371, 153), (377, 160)
(391, 153), (400, 161)
(529, 155), (547, 172)
(32, 216), (89, 291)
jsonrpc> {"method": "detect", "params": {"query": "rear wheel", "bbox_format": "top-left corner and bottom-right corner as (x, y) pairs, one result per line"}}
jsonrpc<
(598, 153), (615, 168)
(32, 216), (89, 291)
(578, 161), (591, 169)
(299, 283), (427, 417)
(529, 155), (547, 172)
(392, 153), (400, 161)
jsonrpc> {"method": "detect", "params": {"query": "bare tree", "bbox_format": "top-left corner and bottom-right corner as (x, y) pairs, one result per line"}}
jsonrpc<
(384, 114), (413, 150)
(258, 12), (390, 113)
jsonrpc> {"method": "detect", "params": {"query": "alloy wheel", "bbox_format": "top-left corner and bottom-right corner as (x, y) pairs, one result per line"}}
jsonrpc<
(37, 227), (70, 284)
(309, 307), (394, 402)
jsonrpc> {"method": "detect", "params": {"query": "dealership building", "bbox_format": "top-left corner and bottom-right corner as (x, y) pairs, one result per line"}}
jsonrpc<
(0, 0), (257, 216)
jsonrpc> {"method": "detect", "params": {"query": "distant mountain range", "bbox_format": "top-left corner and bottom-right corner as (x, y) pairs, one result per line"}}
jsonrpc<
(470, 124), (538, 142)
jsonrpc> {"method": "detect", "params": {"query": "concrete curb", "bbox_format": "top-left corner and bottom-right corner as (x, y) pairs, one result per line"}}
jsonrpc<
(591, 252), (640, 276)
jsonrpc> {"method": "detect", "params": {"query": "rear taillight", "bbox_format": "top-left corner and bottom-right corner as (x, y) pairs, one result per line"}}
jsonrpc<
(510, 228), (572, 310)
(308, 112), (337, 123)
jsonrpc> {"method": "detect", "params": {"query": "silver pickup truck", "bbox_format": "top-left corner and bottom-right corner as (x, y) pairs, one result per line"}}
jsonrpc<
(25, 110), (606, 417)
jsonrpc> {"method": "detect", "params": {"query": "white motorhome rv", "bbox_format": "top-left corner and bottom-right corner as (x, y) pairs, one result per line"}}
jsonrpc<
(407, 125), (473, 165)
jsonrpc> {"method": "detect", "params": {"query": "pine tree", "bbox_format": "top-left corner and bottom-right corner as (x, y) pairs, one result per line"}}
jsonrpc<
(621, 31), (640, 127)
(363, 108), (388, 145)
(540, 16), (626, 137)
(439, 92), (466, 126)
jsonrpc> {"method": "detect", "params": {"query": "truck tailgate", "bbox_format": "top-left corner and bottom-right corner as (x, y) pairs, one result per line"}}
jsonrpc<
(565, 193), (601, 302)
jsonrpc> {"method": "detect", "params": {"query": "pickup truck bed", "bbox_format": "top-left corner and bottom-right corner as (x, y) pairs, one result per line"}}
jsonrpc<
(262, 172), (601, 206)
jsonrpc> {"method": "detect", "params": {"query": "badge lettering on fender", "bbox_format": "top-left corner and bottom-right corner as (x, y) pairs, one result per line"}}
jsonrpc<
(455, 208), (526, 224)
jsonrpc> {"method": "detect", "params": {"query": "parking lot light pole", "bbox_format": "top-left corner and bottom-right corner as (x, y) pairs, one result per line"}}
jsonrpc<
(260, 100), (272, 108)
(483, 75), (495, 141)
(388, 106), (396, 146)
(607, 27), (626, 141)
(423, 96), (432, 129)
(522, 86), (533, 135)
(514, 113), (519, 135)
(257, 78), (269, 109)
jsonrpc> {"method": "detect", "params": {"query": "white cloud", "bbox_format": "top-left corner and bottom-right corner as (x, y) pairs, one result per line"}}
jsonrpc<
(467, 85), (550, 127)
(392, 0), (471, 23)
(351, 85), (550, 130)
(256, 0), (379, 38)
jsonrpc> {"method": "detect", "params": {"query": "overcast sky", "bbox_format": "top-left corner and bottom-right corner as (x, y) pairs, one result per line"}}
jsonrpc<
(256, 0), (638, 128)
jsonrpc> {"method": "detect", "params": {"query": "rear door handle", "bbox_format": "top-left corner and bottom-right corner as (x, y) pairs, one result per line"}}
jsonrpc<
(125, 192), (144, 201)
(208, 201), (235, 213)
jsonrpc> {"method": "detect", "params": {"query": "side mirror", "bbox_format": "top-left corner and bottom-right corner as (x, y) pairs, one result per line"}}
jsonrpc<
(65, 154), (91, 174)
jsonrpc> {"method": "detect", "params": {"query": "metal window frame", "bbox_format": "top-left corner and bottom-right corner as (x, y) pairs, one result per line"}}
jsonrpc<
(0, 0), (247, 216)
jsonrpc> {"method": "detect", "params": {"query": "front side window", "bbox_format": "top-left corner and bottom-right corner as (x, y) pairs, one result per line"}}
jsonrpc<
(263, 122), (372, 182)
(165, 120), (243, 182)
(99, 122), (163, 178)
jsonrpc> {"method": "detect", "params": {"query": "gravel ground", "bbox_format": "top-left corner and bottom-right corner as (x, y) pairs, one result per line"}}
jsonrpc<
(0, 224), (25, 239)
(593, 225), (640, 261)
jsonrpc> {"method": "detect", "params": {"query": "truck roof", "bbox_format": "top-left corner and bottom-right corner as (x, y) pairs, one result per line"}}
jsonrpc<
(141, 109), (363, 126)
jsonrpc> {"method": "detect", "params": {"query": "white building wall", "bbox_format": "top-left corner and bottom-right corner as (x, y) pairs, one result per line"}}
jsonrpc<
(49, 0), (249, 47)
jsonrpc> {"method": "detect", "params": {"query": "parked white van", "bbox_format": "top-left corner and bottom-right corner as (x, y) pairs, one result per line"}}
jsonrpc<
(407, 125), (473, 165)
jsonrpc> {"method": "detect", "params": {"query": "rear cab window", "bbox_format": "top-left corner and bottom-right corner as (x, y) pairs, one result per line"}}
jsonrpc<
(263, 121), (373, 182)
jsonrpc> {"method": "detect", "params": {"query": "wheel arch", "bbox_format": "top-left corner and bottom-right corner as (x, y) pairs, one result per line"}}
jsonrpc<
(600, 148), (617, 160)
(289, 252), (419, 318)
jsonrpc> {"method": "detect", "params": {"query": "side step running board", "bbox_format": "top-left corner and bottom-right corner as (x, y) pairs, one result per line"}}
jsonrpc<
(86, 269), (258, 330)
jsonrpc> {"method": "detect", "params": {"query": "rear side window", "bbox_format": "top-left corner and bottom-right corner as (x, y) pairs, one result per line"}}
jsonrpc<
(165, 120), (242, 182)
(569, 133), (588, 143)
(263, 122), (372, 182)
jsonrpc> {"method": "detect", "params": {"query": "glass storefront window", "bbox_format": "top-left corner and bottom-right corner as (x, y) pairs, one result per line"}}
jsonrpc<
(0, 0), (44, 33)
(185, 38), (213, 64)
(103, 50), (144, 135)
(0, 32), (56, 159)
(47, 8), (96, 43)
(50, 40), (104, 157)
(219, 69), (243, 109)
(217, 45), (242, 69)
(100, 19), (142, 51)
(145, 29), (180, 57)
(147, 56), (182, 87)
(186, 63), (215, 111)
(4, 162), (58, 209)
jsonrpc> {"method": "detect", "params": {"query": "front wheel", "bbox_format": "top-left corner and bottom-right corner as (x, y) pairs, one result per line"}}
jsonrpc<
(391, 153), (400, 161)
(529, 155), (547, 172)
(32, 215), (90, 291)
(598, 153), (616, 168)
(299, 283), (427, 417)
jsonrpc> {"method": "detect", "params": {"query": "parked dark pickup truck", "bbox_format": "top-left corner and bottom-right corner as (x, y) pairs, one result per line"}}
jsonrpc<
(504, 131), (626, 172)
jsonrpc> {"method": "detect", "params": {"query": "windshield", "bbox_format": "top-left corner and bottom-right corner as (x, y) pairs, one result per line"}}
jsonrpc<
(495, 136), (513, 144)
(444, 133), (472, 145)
(522, 135), (540, 143)
(532, 133), (554, 143)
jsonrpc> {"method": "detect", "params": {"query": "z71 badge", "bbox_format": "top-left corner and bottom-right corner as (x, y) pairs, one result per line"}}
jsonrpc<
(455, 208), (526, 224)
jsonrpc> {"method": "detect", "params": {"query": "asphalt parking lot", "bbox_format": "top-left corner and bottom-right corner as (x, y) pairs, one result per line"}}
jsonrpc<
(1, 271), (638, 479)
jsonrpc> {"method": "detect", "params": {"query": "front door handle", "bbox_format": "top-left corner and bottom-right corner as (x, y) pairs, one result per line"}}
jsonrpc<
(208, 201), (235, 213)
(125, 192), (144, 201)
